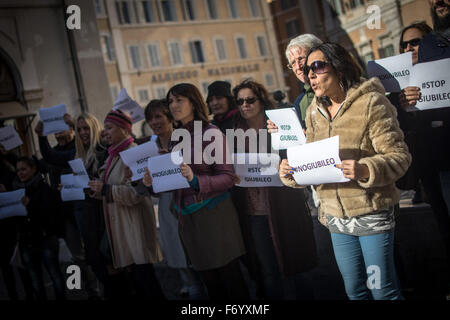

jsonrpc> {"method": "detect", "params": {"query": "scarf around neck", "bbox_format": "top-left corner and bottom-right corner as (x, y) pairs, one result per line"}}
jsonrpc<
(103, 136), (134, 182)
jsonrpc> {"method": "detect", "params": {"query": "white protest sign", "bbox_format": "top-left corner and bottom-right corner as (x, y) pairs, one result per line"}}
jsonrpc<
(0, 189), (27, 220)
(0, 126), (23, 151)
(367, 52), (413, 92)
(409, 58), (450, 111)
(233, 153), (283, 187)
(60, 174), (85, 201)
(120, 140), (160, 181)
(287, 136), (349, 185)
(68, 158), (90, 188)
(148, 151), (190, 193)
(266, 108), (306, 150)
(39, 104), (70, 136)
(112, 88), (145, 123)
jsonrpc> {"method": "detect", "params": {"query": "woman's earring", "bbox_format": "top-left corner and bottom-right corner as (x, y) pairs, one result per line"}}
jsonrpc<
(339, 81), (345, 92)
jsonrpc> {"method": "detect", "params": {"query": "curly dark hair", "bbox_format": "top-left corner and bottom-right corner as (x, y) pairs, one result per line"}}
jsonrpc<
(399, 21), (432, 53)
(232, 79), (275, 111)
(166, 83), (210, 124)
(304, 42), (362, 92)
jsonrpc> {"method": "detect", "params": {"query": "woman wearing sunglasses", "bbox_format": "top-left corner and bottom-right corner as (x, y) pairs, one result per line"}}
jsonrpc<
(279, 43), (411, 300)
(143, 83), (249, 300)
(231, 80), (318, 299)
(389, 22), (432, 200)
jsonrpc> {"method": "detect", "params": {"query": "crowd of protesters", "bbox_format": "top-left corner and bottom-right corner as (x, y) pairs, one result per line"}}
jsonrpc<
(0, 0), (449, 301)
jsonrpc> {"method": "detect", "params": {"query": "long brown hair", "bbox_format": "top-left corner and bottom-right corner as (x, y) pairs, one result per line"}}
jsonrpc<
(399, 21), (432, 53)
(166, 83), (210, 124)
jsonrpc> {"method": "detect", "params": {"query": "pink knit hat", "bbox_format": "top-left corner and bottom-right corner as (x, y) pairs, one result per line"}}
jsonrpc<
(104, 110), (133, 133)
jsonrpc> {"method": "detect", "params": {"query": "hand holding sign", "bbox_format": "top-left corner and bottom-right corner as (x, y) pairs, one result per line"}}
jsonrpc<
(180, 163), (194, 182)
(0, 189), (27, 219)
(287, 136), (349, 185)
(39, 104), (70, 136)
(399, 86), (421, 111)
(265, 108), (306, 150)
(336, 160), (369, 181)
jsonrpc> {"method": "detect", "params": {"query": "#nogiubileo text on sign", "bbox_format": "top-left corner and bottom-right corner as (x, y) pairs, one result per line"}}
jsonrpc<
(367, 52), (412, 93)
(39, 104), (69, 136)
(147, 151), (190, 193)
(0, 189), (27, 220)
(287, 135), (349, 185)
(409, 58), (450, 111)
(233, 153), (283, 187)
(0, 125), (23, 151)
(119, 140), (159, 181)
(265, 108), (306, 150)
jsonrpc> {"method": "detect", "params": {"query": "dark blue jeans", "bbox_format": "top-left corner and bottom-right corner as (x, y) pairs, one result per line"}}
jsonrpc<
(20, 235), (66, 300)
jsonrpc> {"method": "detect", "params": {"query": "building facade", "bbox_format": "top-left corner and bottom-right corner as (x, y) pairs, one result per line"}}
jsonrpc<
(0, 0), (112, 155)
(96, 0), (287, 114)
(269, 0), (432, 102)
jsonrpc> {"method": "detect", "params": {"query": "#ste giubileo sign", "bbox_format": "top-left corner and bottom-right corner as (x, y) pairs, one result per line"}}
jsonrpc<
(233, 153), (283, 187)
(409, 58), (450, 111)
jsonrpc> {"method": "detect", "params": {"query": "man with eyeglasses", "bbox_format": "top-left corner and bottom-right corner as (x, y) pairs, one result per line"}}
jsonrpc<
(285, 34), (323, 128)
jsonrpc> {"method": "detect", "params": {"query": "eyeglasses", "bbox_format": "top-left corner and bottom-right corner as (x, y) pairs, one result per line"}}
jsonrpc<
(236, 97), (258, 106)
(287, 56), (306, 70)
(304, 60), (330, 75)
(400, 38), (421, 50)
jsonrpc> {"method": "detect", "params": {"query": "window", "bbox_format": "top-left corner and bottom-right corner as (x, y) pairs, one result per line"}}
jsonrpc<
(129, 45), (142, 69)
(247, 0), (260, 17)
(115, 1), (131, 24)
(285, 19), (300, 38)
(94, 0), (106, 16)
(180, 0), (196, 20)
(214, 38), (227, 61)
(189, 40), (205, 63)
(206, 0), (218, 19)
(155, 86), (167, 99)
(101, 35), (116, 61)
(168, 41), (183, 65)
(133, 1), (140, 23)
(227, 0), (239, 18)
(236, 37), (248, 59)
(280, 0), (297, 10)
(265, 73), (275, 87)
(142, 1), (157, 22)
(148, 43), (162, 67)
(378, 44), (395, 59)
(201, 81), (210, 96)
(160, 0), (177, 21)
(256, 35), (268, 57)
(363, 52), (374, 65)
(138, 89), (150, 103)
(110, 86), (119, 101)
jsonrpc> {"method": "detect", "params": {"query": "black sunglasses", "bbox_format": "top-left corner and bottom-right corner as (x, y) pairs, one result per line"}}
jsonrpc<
(236, 96), (258, 106)
(304, 60), (330, 75)
(400, 38), (421, 50)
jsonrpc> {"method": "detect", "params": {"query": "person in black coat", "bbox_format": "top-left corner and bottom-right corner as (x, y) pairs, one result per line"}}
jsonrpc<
(0, 151), (34, 300)
(13, 156), (66, 300)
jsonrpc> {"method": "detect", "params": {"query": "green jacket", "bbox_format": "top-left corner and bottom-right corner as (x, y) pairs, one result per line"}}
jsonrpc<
(298, 84), (315, 121)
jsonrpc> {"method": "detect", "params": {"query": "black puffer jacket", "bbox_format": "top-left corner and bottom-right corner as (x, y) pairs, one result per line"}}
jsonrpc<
(13, 174), (63, 247)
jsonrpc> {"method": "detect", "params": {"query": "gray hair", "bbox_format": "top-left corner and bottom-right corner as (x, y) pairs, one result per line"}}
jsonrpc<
(285, 34), (323, 60)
